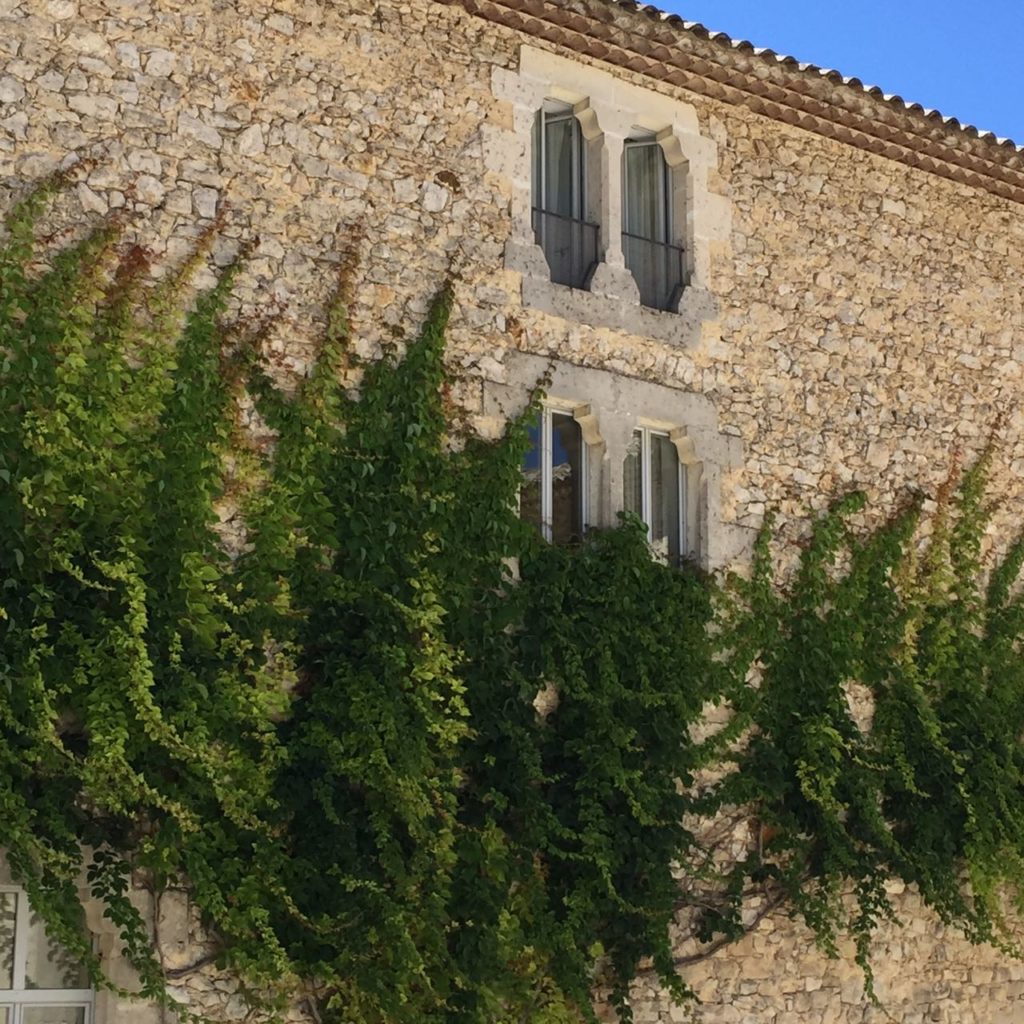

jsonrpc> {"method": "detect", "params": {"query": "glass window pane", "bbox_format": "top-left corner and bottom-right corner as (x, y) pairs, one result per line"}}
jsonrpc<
(650, 434), (681, 564)
(23, 1008), (87, 1024)
(0, 893), (16, 990)
(623, 431), (643, 522)
(543, 115), (578, 218)
(531, 112), (541, 210)
(25, 909), (89, 990)
(534, 108), (596, 288)
(624, 142), (681, 310)
(520, 414), (543, 533)
(0, 1006), (9, 1024)
(624, 143), (666, 242)
(550, 412), (584, 545)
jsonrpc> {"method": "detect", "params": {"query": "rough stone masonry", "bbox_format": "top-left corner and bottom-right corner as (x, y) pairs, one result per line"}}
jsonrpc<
(2, 0), (1024, 1019)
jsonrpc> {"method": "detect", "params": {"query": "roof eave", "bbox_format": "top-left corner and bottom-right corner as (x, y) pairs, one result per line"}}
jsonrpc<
(438, 0), (1024, 206)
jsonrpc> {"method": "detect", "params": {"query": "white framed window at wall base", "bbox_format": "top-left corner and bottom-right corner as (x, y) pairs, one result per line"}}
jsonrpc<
(520, 405), (588, 544)
(0, 888), (94, 1024)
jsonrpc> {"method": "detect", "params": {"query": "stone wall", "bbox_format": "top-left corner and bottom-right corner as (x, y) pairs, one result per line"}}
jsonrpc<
(3, 0), (1024, 1020)
(710, 107), (1024, 543)
(624, 895), (1024, 1024)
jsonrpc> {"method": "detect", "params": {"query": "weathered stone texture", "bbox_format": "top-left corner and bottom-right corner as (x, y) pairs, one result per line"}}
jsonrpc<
(616, 889), (1024, 1023)
(3, 0), (1024, 1019)
(708, 111), (1024, 544)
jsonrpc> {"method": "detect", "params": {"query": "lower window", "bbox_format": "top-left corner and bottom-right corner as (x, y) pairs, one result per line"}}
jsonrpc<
(0, 889), (93, 1024)
(623, 427), (684, 563)
(520, 406), (587, 544)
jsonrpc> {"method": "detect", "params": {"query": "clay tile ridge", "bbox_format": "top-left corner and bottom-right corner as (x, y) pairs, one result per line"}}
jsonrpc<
(437, 0), (1024, 204)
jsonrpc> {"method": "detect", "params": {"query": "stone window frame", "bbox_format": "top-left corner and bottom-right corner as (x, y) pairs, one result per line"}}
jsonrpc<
(0, 885), (96, 1024)
(489, 46), (730, 348)
(482, 354), (752, 571)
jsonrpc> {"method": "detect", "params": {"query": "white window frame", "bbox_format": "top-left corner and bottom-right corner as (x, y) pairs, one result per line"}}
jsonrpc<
(0, 887), (94, 1024)
(622, 135), (671, 245)
(534, 101), (585, 220)
(530, 404), (589, 543)
(629, 426), (685, 560)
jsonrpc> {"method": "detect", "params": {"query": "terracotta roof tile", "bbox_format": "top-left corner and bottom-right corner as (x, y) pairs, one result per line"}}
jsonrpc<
(615, 0), (1022, 151)
(437, 0), (1024, 203)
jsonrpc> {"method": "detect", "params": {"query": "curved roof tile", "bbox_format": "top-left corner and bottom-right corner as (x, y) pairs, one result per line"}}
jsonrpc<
(617, 0), (1022, 151)
(437, 0), (1024, 201)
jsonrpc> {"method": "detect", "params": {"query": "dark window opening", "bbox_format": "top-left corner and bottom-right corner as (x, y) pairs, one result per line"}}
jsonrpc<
(532, 106), (600, 290)
(520, 408), (586, 543)
(623, 138), (684, 311)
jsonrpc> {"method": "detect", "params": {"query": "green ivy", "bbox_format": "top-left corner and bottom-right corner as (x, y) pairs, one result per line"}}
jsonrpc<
(712, 455), (1024, 995)
(3, 177), (1024, 1023)
(0, 178), (286, 1010)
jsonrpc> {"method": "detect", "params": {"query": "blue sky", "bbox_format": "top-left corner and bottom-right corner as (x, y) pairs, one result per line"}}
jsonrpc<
(656, 0), (1024, 144)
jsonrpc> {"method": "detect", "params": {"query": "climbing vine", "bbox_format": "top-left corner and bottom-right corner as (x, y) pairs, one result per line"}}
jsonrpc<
(2, 174), (1024, 1023)
(707, 450), (1024, 996)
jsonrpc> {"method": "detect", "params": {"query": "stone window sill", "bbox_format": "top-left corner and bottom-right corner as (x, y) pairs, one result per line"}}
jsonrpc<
(506, 238), (716, 348)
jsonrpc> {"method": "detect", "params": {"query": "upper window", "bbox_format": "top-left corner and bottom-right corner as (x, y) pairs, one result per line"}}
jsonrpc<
(520, 405), (587, 544)
(0, 888), (93, 1024)
(496, 47), (728, 347)
(532, 103), (599, 291)
(623, 427), (685, 564)
(623, 137), (684, 312)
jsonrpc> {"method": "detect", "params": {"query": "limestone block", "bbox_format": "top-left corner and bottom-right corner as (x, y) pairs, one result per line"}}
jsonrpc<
(237, 123), (265, 156)
(178, 112), (222, 149)
(0, 75), (26, 102)
(193, 184), (219, 218)
(144, 48), (176, 77)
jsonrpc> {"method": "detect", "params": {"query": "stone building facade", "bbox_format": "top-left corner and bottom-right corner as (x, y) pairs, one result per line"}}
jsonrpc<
(2, 0), (1024, 1020)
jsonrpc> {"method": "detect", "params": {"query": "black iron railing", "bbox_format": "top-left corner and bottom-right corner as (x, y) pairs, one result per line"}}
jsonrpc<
(622, 232), (685, 311)
(532, 208), (600, 290)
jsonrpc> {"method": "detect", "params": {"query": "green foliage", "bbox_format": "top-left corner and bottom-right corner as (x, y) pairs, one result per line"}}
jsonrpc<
(713, 455), (1024, 994)
(517, 528), (717, 1016)
(3, 178), (1024, 1024)
(0, 179), (285, 1009)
